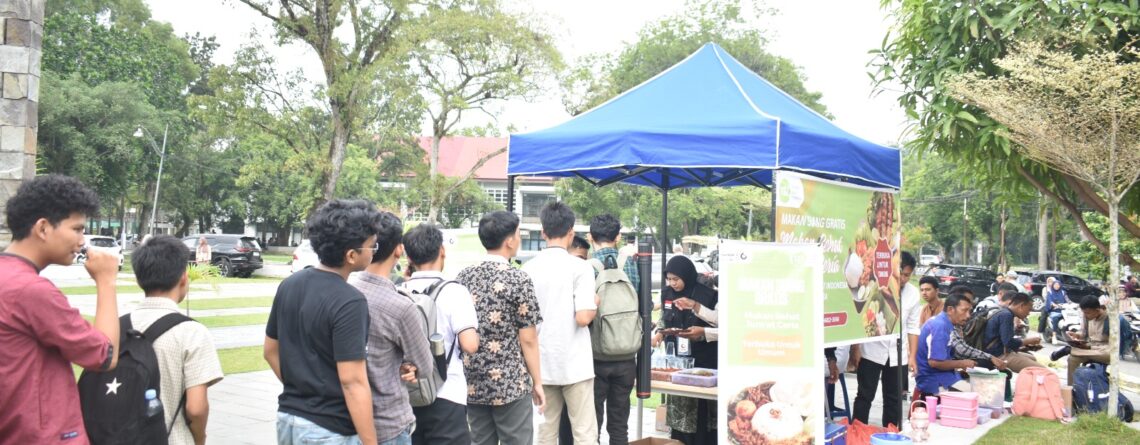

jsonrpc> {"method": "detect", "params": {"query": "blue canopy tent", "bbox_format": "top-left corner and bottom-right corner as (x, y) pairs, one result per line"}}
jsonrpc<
(505, 43), (902, 436)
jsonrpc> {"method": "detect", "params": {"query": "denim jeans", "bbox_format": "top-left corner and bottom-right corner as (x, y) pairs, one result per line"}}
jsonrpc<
(379, 424), (412, 445)
(276, 412), (362, 445)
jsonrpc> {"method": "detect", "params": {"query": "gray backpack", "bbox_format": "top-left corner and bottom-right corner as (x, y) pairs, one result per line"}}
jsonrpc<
(588, 254), (643, 360)
(398, 279), (456, 407)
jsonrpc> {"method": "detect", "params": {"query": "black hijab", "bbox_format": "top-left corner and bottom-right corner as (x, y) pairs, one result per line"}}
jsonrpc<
(661, 255), (718, 368)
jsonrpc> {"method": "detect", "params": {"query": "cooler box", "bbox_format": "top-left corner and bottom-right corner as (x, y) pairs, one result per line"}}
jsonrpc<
(824, 422), (847, 445)
(967, 369), (1005, 409)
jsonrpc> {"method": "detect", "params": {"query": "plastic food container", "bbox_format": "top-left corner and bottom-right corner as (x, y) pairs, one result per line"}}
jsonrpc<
(976, 407), (994, 424)
(967, 369), (1005, 409)
(939, 392), (979, 410)
(670, 368), (717, 387)
(939, 412), (978, 429)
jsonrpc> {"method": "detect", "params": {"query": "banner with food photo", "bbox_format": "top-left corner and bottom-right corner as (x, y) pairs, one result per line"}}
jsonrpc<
(773, 171), (901, 346)
(718, 241), (824, 445)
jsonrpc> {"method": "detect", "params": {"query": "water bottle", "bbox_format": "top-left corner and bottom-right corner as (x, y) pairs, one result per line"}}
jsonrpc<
(144, 389), (162, 418)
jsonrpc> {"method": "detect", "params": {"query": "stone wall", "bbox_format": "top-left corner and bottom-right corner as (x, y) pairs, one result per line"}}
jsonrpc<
(0, 0), (44, 245)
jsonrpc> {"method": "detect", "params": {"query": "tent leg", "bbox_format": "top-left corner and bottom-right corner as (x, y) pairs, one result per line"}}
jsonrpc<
(661, 170), (670, 286)
(637, 399), (644, 439)
(506, 175), (516, 213)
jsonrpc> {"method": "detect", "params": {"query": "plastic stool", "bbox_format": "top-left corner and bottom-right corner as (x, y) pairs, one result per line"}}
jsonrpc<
(826, 373), (852, 421)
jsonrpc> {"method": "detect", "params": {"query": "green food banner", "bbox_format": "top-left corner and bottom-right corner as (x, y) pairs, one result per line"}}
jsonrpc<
(718, 241), (824, 444)
(773, 171), (902, 346)
(441, 228), (487, 279)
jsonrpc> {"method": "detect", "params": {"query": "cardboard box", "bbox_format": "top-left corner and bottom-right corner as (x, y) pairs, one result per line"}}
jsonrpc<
(629, 438), (684, 445)
(1061, 385), (1073, 414)
(655, 405), (669, 432)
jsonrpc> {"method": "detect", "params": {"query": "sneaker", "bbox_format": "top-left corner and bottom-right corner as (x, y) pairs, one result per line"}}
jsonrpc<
(1050, 346), (1071, 362)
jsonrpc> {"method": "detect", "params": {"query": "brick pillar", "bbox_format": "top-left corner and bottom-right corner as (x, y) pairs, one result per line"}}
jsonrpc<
(0, 0), (44, 246)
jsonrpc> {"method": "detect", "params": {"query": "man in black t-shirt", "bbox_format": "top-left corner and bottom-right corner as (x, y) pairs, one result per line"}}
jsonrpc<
(265, 200), (384, 445)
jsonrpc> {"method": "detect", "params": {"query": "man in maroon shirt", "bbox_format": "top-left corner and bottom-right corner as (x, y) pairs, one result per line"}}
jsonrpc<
(0, 175), (121, 444)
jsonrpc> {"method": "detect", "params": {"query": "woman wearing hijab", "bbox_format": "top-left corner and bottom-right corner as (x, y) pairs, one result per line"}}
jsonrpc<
(195, 236), (212, 266)
(651, 255), (718, 445)
(1040, 278), (1069, 343)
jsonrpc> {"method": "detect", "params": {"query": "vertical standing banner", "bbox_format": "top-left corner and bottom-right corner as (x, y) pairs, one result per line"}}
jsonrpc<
(440, 228), (487, 279)
(773, 171), (901, 346)
(719, 241), (824, 445)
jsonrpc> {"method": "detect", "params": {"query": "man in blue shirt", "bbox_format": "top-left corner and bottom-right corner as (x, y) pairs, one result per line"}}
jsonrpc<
(916, 293), (977, 395)
(982, 292), (1044, 372)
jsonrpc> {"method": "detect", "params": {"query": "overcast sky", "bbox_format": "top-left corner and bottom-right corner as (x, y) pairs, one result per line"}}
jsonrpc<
(146, 0), (907, 146)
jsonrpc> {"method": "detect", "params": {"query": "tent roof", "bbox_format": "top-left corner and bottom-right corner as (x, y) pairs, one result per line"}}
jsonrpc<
(507, 43), (901, 190)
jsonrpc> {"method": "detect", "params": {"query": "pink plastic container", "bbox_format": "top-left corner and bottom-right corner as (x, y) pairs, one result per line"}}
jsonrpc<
(939, 392), (979, 410)
(941, 405), (976, 420)
(940, 413), (978, 429)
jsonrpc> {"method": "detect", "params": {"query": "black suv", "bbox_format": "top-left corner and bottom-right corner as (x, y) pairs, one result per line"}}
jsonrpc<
(181, 235), (264, 278)
(923, 264), (997, 300)
(1025, 270), (1106, 306)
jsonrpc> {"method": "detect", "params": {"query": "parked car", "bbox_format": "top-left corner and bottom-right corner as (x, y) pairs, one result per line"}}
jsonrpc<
(291, 240), (320, 274)
(923, 264), (997, 300)
(920, 254), (941, 265)
(1025, 270), (1106, 307)
(79, 235), (124, 270)
(181, 234), (263, 278)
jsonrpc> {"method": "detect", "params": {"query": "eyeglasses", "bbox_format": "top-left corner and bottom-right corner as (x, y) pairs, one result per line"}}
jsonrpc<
(354, 242), (380, 252)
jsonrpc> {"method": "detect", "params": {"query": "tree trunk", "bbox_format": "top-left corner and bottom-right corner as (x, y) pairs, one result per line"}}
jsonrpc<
(999, 207), (1007, 272)
(1108, 198), (1121, 419)
(1038, 202), (1049, 271)
(318, 103), (351, 210)
(427, 135), (442, 224)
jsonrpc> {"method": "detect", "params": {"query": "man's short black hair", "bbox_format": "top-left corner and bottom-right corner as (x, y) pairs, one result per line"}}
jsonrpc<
(306, 199), (382, 268)
(997, 282), (1019, 296)
(900, 251), (917, 270)
(589, 214), (622, 243)
(539, 201), (575, 239)
(571, 235), (590, 251)
(945, 293), (971, 312)
(132, 235), (189, 295)
(6, 175), (100, 240)
(1008, 292), (1031, 307)
(949, 284), (974, 298)
(478, 211), (519, 250)
(1080, 297), (1104, 310)
(372, 211), (403, 263)
(403, 224), (443, 267)
(919, 275), (939, 289)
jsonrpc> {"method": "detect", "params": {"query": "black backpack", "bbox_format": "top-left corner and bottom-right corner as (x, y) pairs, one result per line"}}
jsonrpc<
(963, 306), (1002, 351)
(79, 313), (191, 445)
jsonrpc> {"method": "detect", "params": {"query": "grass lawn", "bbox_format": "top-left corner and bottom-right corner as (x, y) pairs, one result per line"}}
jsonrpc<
(180, 296), (274, 311)
(976, 415), (1140, 445)
(195, 313), (269, 328)
(209, 276), (284, 284)
(219, 346), (272, 375)
(261, 254), (292, 265)
(60, 285), (143, 296)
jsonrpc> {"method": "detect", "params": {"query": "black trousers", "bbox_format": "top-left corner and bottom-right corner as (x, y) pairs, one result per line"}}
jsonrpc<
(853, 357), (902, 429)
(411, 397), (470, 445)
(594, 359), (636, 445)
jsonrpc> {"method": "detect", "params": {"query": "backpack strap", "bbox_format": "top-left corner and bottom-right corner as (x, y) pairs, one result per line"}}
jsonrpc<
(421, 278), (461, 364)
(143, 312), (193, 343)
(140, 312), (193, 436)
(588, 258), (604, 275)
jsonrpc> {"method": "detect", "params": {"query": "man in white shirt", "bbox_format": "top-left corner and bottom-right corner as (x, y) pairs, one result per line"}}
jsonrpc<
(851, 251), (921, 429)
(400, 224), (479, 444)
(522, 202), (598, 445)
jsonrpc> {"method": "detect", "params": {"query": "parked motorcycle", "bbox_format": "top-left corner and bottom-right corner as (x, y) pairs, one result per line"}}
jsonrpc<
(1048, 302), (1083, 344)
(1123, 307), (1140, 362)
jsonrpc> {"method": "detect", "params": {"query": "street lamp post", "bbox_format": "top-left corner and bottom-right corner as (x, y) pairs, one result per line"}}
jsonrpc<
(135, 125), (168, 236)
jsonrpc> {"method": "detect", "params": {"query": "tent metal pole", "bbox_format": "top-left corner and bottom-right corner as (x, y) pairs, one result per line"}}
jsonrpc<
(506, 175), (516, 213)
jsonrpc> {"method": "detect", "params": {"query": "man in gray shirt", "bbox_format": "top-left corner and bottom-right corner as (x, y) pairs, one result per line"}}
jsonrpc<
(349, 211), (433, 445)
